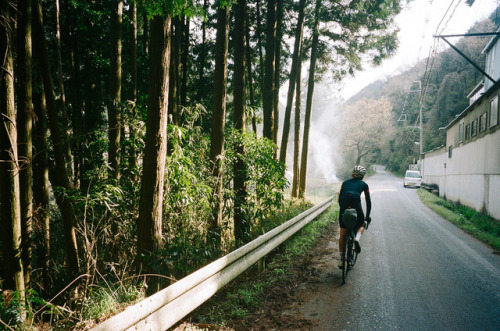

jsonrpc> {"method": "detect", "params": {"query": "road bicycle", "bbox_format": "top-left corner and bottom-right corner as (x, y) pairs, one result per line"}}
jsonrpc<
(341, 211), (369, 284)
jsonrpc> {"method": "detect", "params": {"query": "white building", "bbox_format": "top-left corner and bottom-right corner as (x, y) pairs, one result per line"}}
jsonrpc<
(421, 29), (500, 220)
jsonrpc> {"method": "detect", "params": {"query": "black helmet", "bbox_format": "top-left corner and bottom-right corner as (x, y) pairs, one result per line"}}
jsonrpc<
(352, 165), (366, 179)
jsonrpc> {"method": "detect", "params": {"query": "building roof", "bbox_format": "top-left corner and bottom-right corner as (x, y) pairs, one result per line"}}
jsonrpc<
(466, 81), (484, 99)
(482, 27), (500, 54)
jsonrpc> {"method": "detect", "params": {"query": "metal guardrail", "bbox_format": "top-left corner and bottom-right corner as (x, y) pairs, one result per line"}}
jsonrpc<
(90, 197), (333, 331)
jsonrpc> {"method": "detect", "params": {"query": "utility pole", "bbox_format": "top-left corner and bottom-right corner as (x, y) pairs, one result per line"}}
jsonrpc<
(408, 81), (423, 155)
(418, 80), (423, 156)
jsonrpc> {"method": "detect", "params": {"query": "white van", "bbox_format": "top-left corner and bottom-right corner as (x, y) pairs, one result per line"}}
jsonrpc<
(404, 170), (421, 188)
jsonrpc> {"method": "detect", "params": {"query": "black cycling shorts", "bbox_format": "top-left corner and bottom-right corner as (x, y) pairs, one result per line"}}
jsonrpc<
(339, 200), (365, 229)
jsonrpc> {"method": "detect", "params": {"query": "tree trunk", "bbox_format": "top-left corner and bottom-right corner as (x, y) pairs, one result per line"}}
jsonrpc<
(292, 57), (302, 198)
(108, 0), (123, 180)
(55, 0), (72, 170)
(273, 0), (283, 148)
(256, 0), (265, 99)
(196, 0), (208, 103)
(233, 0), (248, 246)
(128, 1), (138, 180)
(16, 0), (34, 290)
(299, 0), (321, 199)
(0, 0), (26, 305)
(81, 56), (101, 190)
(245, 17), (257, 134)
(137, 14), (171, 296)
(263, 0), (276, 141)
(169, 17), (180, 126)
(33, 0), (80, 279)
(209, 5), (230, 251)
(279, 0), (305, 164)
(32, 88), (51, 295)
(181, 17), (189, 108)
(62, 0), (83, 189)
(142, 13), (148, 55)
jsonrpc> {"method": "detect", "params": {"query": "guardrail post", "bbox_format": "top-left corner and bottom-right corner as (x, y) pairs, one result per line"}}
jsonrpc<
(257, 258), (266, 273)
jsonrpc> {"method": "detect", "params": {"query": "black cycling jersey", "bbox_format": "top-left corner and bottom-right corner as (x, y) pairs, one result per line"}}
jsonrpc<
(338, 178), (371, 228)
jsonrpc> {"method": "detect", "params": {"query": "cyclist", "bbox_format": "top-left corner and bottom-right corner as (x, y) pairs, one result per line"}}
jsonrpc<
(338, 165), (371, 269)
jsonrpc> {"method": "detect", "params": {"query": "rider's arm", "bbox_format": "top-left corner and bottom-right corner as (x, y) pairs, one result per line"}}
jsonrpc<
(364, 187), (371, 219)
(338, 183), (344, 203)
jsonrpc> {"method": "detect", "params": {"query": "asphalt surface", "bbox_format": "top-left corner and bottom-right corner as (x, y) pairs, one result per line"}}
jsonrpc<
(300, 166), (500, 330)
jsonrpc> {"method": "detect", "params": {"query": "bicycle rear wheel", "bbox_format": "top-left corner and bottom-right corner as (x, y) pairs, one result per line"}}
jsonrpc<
(348, 228), (359, 268)
(342, 234), (352, 283)
(351, 240), (358, 267)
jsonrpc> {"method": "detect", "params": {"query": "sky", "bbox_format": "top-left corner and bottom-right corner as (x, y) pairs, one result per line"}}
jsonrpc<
(339, 0), (499, 100)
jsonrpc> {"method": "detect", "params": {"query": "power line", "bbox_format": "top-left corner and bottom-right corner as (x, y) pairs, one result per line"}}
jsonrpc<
(435, 0), (459, 34)
(438, 0), (462, 35)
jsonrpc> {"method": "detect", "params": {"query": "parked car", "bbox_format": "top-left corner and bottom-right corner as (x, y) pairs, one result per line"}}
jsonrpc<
(404, 170), (421, 188)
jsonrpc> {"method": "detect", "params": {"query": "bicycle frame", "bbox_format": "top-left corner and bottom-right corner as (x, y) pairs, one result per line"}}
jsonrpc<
(341, 221), (368, 284)
(341, 227), (358, 284)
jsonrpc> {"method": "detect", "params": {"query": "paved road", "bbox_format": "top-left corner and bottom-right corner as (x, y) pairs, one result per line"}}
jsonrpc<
(301, 167), (500, 330)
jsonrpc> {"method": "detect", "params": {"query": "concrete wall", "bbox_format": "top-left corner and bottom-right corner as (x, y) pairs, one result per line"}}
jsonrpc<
(421, 129), (500, 220)
(421, 146), (446, 192)
(419, 32), (500, 220)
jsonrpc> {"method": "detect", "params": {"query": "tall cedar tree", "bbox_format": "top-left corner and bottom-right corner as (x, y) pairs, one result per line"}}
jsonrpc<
(263, 0), (276, 141)
(196, 0), (209, 103)
(279, 0), (306, 164)
(256, 0), (265, 109)
(128, 1), (138, 179)
(33, 0), (80, 279)
(292, 55), (302, 198)
(233, 0), (249, 245)
(32, 90), (51, 294)
(0, 0), (26, 303)
(273, 0), (283, 147)
(62, 0), (84, 188)
(209, 4), (230, 250)
(299, 0), (321, 199)
(169, 17), (180, 125)
(108, 0), (123, 180)
(137, 14), (171, 296)
(181, 17), (190, 107)
(245, 9), (258, 134)
(16, 0), (34, 289)
(55, 0), (72, 168)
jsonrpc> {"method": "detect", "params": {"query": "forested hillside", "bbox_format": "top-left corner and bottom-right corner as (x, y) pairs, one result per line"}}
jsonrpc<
(336, 12), (499, 176)
(1, 0), (407, 328)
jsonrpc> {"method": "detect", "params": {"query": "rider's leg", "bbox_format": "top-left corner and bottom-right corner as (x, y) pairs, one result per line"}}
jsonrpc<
(339, 227), (347, 252)
(355, 225), (365, 242)
(338, 227), (347, 268)
(354, 223), (365, 253)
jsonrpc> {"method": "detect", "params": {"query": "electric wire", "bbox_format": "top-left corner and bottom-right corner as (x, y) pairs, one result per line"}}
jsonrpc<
(398, 0), (434, 126)
(411, 0), (462, 137)
(414, 0), (493, 145)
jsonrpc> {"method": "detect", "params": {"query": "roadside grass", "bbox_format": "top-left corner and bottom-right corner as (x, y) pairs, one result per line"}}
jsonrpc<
(417, 188), (500, 251)
(65, 197), (337, 331)
(76, 283), (144, 328)
(191, 199), (339, 327)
